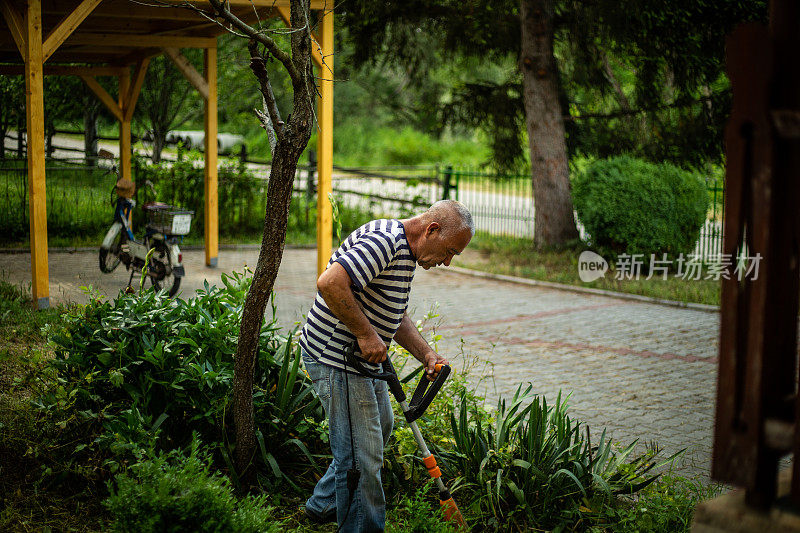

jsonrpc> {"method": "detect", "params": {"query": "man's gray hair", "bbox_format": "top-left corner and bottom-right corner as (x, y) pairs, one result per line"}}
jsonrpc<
(426, 199), (476, 237)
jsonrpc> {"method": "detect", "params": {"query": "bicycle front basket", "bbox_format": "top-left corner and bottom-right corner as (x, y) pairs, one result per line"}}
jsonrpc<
(144, 204), (194, 236)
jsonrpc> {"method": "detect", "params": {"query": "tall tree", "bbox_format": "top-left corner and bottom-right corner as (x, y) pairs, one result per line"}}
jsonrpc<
(135, 55), (199, 163)
(520, 0), (578, 245)
(342, 0), (767, 247)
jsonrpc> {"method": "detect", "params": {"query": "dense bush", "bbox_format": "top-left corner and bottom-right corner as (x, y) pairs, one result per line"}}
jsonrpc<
(133, 153), (375, 244)
(104, 437), (281, 533)
(37, 272), (325, 485)
(594, 475), (720, 531)
(0, 159), (109, 244)
(133, 154), (266, 237)
(572, 156), (708, 259)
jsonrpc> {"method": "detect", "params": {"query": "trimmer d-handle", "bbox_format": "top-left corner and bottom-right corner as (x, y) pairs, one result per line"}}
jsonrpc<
(345, 347), (451, 423)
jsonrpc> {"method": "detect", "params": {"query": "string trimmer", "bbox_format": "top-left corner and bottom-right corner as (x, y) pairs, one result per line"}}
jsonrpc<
(346, 348), (467, 529)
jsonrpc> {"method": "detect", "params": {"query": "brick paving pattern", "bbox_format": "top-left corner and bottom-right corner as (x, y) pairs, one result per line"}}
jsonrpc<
(1, 248), (719, 480)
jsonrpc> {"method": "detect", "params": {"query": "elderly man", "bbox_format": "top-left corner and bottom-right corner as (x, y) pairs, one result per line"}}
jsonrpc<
(300, 200), (475, 532)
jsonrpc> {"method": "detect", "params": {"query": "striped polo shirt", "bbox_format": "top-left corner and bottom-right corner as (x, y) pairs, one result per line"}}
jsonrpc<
(300, 219), (416, 373)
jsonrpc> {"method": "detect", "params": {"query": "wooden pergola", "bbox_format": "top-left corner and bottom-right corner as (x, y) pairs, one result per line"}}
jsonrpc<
(0, 0), (334, 309)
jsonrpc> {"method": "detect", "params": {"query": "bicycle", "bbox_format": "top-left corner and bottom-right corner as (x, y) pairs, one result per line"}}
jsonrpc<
(98, 152), (192, 297)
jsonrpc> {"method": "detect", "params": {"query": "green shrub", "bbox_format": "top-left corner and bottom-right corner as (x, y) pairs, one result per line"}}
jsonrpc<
(572, 156), (708, 259)
(574, 475), (721, 532)
(385, 481), (456, 533)
(133, 154), (266, 237)
(104, 438), (281, 533)
(0, 160), (109, 244)
(37, 272), (325, 485)
(133, 154), (375, 244)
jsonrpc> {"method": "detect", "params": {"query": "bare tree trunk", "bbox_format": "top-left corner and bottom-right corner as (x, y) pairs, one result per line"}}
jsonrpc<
(224, 0), (315, 482)
(152, 132), (165, 164)
(520, 0), (579, 247)
(84, 105), (98, 166)
(17, 116), (24, 158)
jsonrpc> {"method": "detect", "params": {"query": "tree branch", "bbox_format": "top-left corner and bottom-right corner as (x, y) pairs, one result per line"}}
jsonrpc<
(207, 0), (301, 85)
(565, 94), (721, 122)
(248, 39), (283, 149)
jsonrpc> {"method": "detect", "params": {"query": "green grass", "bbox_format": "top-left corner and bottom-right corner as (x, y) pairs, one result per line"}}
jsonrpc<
(0, 281), (109, 533)
(455, 233), (721, 306)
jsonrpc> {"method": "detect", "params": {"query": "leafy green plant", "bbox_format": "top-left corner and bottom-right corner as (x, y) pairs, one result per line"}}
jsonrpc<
(37, 271), (325, 485)
(437, 385), (674, 530)
(104, 436), (282, 533)
(570, 474), (721, 532)
(572, 156), (708, 260)
(385, 480), (457, 533)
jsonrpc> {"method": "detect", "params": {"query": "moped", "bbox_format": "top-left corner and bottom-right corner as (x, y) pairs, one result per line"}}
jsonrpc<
(98, 152), (192, 297)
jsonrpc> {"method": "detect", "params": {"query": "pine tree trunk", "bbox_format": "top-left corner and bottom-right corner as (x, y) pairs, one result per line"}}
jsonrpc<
(520, 0), (579, 247)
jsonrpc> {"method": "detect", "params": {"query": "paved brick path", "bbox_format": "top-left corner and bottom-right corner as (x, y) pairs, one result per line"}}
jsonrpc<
(1, 248), (719, 480)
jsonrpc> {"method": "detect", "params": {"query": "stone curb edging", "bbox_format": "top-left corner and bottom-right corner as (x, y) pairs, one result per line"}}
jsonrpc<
(445, 265), (721, 314)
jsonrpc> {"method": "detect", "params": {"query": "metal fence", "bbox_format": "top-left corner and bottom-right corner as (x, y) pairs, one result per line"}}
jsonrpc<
(0, 150), (725, 260)
(0, 157), (111, 243)
(325, 164), (442, 217)
(441, 166), (726, 260)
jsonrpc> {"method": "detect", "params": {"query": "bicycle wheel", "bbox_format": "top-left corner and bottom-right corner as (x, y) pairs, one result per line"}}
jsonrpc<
(146, 241), (181, 297)
(99, 224), (124, 273)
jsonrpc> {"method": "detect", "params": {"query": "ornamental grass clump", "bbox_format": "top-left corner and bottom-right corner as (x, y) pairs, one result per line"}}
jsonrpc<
(437, 385), (674, 530)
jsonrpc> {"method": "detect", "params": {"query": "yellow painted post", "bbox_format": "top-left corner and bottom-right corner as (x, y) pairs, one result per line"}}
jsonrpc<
(316, 8), (334, 277)
(25, 0), (49, 309)
(204, 45), (218, 267)
(118, 69), (133, 227)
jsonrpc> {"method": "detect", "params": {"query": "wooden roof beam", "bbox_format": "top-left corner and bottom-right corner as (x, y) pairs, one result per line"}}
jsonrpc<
(64, 33), (217, 49)
(44, 3), (210, 21)
(1, 1), (26, 60)
(43, 0), (102, 62)
(123, 59), (149, 121)
(80, 75), (122, 122)
(162, 47), (208, 99)
(112, 47), (162, 67)
(0, 64), (127, 76)
(157, 0), (328, 8)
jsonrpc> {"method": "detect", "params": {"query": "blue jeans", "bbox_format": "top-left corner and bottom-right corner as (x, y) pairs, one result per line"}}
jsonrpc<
(303, 351), (394, 532)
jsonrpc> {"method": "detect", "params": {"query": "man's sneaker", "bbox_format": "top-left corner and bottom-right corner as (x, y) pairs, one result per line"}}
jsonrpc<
(303, 505), (337, 524)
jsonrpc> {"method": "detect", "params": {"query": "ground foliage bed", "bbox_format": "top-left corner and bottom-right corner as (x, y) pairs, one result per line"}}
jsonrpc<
(0, 278), (719, 532)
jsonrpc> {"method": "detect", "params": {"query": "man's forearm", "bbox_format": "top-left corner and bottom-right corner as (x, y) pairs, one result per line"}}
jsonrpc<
(319, 282), (374, 340)
(393, 313), (434, 363)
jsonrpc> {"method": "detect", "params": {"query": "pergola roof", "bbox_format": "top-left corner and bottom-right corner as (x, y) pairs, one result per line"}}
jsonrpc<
(0, 0), (326, 65)
(2, 0), (334, 308)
